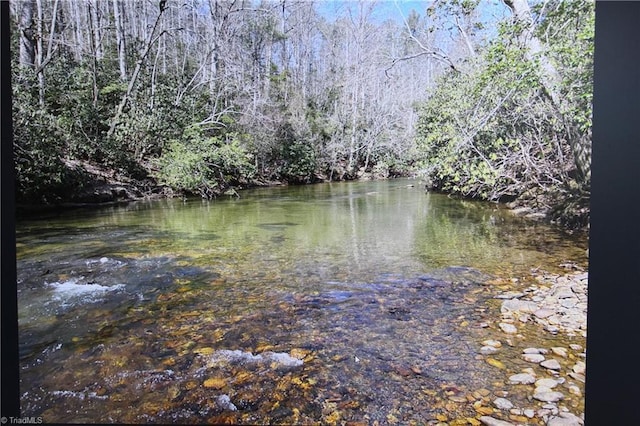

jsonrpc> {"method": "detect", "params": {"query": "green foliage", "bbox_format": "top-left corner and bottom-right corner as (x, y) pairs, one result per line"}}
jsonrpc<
(12, 72), (75, 203)
(415, 2), (594, 203)
(154, 125), (255, 197)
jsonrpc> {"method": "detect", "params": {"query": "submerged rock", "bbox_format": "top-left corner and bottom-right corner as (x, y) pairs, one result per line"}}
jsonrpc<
(207, 349), (303, 368)
(508, 373), (536, 384)
(479, 416), (516, 426)
(547, 411), (584, 426)
(216, 394), (237, 411)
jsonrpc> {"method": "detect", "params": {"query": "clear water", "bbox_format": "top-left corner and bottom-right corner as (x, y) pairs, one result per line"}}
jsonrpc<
(16, 179), (588, 424)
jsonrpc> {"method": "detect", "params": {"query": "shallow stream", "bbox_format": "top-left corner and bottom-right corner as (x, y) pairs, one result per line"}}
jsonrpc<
(16, 179), (588, 424)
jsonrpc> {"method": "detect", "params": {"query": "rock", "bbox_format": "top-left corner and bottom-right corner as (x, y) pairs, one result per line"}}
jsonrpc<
(481, 346), (499, 355)
(572, 361), (586, 375)
(509, 373), (536, 384)
(568, 385), (582, 396)
(486, 358), (506, 369)
(523, 354), (545, 363)
(479, 416), (516, 426)
(540, 359), (562, 370)
(501, 299), (539, 314)
(216, 394), (237, 411)
(546, 411), (584, 426)
(533, 387), (564, 402)
(552, 287), (574, 299)
(523, 347), (545, 354)
(493, 397), (514, 410)
(535, 378), (559, 388)
(523, 409), (535, 418)
(533, 308), (555, 318)
(560, 299), (577, 308)
(499, 323), (518, 334)
(545, 325), (560, 334)
(551, 347), (568, 358)
(568, 372), (586, 383)
(495, 292), (525, 299)
(482, 339), (502, 348)
(203, 378), (226, 389)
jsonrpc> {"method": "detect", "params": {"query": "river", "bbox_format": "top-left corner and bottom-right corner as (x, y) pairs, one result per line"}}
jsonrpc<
(16, 178), (588, 424)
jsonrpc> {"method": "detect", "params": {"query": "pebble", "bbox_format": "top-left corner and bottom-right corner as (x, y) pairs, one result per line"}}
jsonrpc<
(547, 411), (584, 426)
(523, 347), (546, 354)
(551, 347), (568, 357)
(499, 323), (518, 334)
(509, 373), (536, 384)
(499, 271), (587, 337)
(216, 394), (237, 411)
(481, 269), (586, 426)
(481, 346), (499, 355)
(493, 397), (514, 410)
(501, 299), (539, 313)
(533, 387), (564, 402)
(479, 416), (516, 426)
(522, 353), (545, 363)
(540, 359), (562, 370)
(572, 361), (586, 375)
(535, 378), (559, 388)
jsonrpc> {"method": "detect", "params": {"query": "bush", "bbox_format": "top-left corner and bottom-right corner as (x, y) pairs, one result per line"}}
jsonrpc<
(154, 125), (255, 198)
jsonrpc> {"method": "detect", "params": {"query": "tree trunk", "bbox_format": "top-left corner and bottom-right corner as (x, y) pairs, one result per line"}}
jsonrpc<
(18, 0), (36, 68)
(35, 0), (44, 106)
(112, 0), (127, 81)
(89, 0), (103, 60)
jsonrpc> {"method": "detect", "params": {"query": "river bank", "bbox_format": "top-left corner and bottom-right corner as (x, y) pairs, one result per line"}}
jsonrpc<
(474, 268), (588, 426)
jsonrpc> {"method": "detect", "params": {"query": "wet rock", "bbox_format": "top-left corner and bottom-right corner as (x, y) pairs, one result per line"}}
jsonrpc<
(493, 397), (514, 410)
(499, 323), (518, 334)
(501, 299), (539, 314)
(482, 339), (502, 348)
(572, 361), (586, 375)
(533, 387), (564, 402)
(547, 411), (584, 426)
(522, 354), (545, 363)
(495, 292), (525, 300)
(540, 359), (561, 371)
(486, 358), (506, 369)
(203, 378), (226, 389)
(508, 373), (536, 384)
(568, 372), (586, 383)
(534, 308), (555, 319)
(479, 416), (516, 426)
(216, 394), (237, 411)
(535, 378), (559, 388)
(551, 347), (568, 358)
(480, 346), (499, 355)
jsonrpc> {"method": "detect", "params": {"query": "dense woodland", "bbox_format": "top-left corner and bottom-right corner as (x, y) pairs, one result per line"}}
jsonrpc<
(11, 0), (593, 228)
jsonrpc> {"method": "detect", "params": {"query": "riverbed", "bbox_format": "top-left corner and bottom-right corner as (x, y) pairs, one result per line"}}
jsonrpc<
(16, 179), (588, 424)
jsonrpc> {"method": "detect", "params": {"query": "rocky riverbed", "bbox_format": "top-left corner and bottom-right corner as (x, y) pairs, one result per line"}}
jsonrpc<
(475, 268), (588, 426)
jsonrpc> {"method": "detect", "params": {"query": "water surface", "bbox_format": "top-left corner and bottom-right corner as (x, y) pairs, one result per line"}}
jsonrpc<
(17, 179), (588, 424)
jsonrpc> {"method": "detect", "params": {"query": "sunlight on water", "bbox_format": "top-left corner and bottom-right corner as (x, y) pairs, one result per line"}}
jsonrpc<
(16, 179), (588, 424)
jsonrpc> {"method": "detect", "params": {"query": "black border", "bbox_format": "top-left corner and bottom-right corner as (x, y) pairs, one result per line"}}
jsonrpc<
(584, 2), (640, 425)
(1, 0), (20, 418)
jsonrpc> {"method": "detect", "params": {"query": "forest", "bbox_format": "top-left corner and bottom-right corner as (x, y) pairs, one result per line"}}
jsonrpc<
(10, 0), (593, 229)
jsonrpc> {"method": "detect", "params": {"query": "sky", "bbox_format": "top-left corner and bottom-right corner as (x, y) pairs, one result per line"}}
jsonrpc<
(315, 0), (510, 24)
